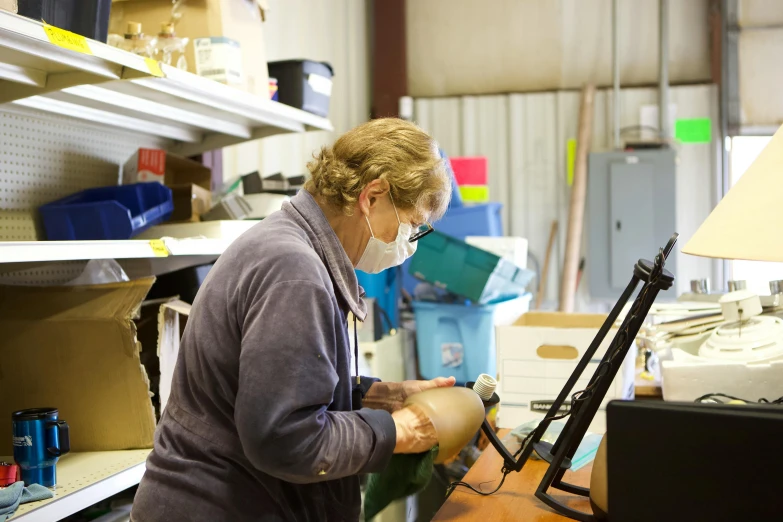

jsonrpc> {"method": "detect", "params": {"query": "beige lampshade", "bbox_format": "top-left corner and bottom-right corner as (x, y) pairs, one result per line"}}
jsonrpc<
(683, 124), (783, 262)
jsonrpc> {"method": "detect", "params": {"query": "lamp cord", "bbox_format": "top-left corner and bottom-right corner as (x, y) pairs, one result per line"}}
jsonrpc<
(447, 246), (669, 498)
(446, 467), (511, 497)
(695, 392), (783, 404)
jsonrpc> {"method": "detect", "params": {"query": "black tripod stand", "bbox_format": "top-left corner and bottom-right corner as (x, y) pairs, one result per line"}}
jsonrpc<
(466, 233), (677, 521)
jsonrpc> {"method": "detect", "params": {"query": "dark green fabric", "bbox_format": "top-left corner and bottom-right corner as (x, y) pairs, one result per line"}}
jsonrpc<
(363, 446), (438, 520)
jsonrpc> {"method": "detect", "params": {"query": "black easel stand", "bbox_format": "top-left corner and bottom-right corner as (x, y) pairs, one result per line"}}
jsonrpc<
(466, 233), (678, 522)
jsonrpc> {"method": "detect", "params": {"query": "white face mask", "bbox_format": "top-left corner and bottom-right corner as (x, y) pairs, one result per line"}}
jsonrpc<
(356, 195), (417, 274)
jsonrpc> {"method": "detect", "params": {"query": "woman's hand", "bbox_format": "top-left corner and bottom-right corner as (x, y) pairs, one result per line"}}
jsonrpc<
(391, 403), (438, 454)
(363, 377), (456, 413)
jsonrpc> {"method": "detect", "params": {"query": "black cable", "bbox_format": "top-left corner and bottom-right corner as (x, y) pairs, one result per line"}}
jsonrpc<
(695, 392), (783, 405)
(375, 304), (396, 334)
(446, 468), (511, 498)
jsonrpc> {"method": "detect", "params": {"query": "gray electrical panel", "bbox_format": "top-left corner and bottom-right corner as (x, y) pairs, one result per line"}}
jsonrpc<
(588, 150), (677, 300)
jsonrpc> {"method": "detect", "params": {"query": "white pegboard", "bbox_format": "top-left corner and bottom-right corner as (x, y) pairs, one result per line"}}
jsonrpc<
(0, 260), (89, 285)
(0, 106), (170, 241)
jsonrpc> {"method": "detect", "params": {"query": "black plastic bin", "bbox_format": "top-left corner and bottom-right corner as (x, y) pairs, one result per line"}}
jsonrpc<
(18, 0), (111, 42)
(268, 60), (333, 118)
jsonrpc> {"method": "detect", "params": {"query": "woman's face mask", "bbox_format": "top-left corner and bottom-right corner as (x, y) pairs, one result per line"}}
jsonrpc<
(356, 194), (417, 274)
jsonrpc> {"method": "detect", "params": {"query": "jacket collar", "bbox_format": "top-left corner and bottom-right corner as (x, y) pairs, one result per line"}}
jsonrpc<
(285, 190), (367, 321)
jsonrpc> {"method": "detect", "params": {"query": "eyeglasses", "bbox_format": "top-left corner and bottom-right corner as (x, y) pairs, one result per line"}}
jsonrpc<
(409, 223), (434, 242)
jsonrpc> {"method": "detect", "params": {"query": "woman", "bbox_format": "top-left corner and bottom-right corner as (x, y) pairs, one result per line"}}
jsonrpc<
(132, 118), (455, 521)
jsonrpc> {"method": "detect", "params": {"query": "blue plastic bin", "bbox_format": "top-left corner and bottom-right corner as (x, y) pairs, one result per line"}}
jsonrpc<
(356, 268), (400, 331)
(40, 183), (173, 240)
(437, 203), (503, 238)
(413, 294), (531, 382)
(403, 202), (504, 296)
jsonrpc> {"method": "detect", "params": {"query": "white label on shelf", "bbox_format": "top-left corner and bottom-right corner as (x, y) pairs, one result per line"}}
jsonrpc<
(308, 73), (333, 97)
(194, 37), (243, 86)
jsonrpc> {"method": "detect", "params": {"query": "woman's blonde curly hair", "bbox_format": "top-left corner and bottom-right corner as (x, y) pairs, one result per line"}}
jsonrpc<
(305, 118), (451, 222)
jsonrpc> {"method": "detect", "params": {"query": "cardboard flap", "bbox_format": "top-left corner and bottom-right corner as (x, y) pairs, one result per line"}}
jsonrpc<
(512, 311), (610, 328)
(0, 278), (154, 321)
(0, 279), (157, 454)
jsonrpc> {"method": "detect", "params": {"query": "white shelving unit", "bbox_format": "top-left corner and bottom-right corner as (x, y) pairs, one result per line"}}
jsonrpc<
(9, 450), (150, 521)
(0, 10), (332, 155)
(2, 234), (253, 263)
(0, 11), (330, 274)
(0, 10), (331, 520)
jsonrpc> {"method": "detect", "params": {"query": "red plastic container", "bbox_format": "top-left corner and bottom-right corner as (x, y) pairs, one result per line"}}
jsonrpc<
(449, 157), (488, 186)
(0, 463), (18, 486)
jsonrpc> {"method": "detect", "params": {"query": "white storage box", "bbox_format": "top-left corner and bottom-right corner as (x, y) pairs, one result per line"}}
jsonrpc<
(662, 349), (783, 402)
(243, 193), (289, 219)
(355, 334), (407, 383)
(465, 236), (528, 269)
(496, 312), (635, 433)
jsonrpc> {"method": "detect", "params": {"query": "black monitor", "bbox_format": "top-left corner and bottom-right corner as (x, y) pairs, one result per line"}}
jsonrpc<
(607, 400), (783, 522)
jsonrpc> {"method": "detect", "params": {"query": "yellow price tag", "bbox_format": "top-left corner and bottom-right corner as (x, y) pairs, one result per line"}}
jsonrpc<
(43, 24), (92, 55)
(149, 240), (169, 257)
(144, 58), (165, 78)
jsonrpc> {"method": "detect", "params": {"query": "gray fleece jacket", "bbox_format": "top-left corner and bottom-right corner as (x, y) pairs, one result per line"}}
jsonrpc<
(132, 190), (397, 521)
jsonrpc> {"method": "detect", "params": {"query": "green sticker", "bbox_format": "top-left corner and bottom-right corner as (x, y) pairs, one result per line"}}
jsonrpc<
(675, 118), (712, 143)
(566, 138), (576, 186)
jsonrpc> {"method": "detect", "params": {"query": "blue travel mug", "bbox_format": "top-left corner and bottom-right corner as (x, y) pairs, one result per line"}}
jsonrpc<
(12, 408), (70, 487)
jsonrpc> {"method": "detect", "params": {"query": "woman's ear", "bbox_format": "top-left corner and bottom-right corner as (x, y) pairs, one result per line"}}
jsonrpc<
(358, 179), (390, 217)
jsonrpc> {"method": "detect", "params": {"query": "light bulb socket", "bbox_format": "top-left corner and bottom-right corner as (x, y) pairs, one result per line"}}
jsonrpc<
(473, 374), (497, 401)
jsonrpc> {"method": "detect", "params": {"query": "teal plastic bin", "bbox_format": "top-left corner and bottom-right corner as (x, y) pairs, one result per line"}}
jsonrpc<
(413, 294), (531, 382)
(409, 231), (534, 304)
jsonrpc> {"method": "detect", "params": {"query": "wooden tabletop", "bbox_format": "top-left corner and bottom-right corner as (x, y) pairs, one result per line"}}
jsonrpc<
(434, 430), (594, 521)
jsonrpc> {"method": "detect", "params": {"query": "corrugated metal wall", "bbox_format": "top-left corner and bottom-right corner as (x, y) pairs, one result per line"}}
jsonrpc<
(223, 0), (371, 180)
(414, 85), (721, 305)
(407, 0), (711, 97)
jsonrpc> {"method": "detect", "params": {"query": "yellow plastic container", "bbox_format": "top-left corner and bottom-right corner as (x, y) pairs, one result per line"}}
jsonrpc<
(458, 185), (489, 203)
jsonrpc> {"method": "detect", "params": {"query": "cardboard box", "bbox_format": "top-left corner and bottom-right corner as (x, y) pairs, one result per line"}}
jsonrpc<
(0, 280), (188, 453)
(661, 349), (783, 402)
(495, 312), (634, 433)
(110, 0), (269, 96)
(123, 149), (212, 222)
(122, 148), (211, 189)
(171, 184), (212, 222)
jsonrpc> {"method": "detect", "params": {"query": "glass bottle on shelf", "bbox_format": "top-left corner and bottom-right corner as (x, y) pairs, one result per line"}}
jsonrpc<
(151, 23), (189, 71)
(108, 22), (154, 58)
